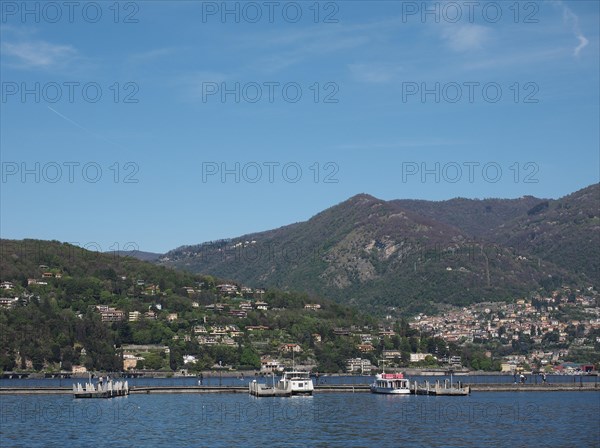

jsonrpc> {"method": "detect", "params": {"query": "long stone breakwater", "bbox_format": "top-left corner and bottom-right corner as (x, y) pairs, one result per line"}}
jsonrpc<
(1, 383), (598, 395)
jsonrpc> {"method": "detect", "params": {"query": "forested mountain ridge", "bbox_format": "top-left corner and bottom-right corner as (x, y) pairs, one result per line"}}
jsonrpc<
(161, 184), (599, 312)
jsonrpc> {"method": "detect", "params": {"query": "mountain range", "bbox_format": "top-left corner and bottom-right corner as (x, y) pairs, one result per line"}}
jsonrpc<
(155, 184), (599, 313)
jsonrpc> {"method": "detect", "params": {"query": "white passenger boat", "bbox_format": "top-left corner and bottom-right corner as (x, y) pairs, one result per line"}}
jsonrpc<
(370, 373), (410, 394)
(278, 371), (314, 395)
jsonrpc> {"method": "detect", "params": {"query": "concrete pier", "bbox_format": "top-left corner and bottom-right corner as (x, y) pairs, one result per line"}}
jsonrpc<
(1, 383), (598, 395)
(413, 380), (470, 395)
(248, 381), (293, 397)
(72, 380), (129, 398)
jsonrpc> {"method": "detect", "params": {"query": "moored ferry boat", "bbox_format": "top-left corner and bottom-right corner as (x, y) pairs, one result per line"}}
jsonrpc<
(370, 373), (410, 394)
(278, 371), (314, 395)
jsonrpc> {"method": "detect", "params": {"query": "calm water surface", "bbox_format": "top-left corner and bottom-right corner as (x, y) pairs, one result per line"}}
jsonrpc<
(1, 392), (598, 447)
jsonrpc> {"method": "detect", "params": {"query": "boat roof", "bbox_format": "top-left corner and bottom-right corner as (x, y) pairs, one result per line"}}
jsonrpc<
(380, 373), (404, 379)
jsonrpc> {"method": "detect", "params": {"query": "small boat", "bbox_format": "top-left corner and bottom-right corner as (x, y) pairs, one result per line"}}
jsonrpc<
(370, 373), (410, 395)
(278, 371), (314, 395)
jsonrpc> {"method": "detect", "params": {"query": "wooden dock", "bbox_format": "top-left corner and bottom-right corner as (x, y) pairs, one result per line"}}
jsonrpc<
(72, 380), (129, 398)
(248, 380), (293, 397)
(413, 380), (470, 396)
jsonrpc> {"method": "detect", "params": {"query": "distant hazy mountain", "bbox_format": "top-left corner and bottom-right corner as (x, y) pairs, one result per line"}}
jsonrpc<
(160, 184), (599, 312)
(111, 250), (163, 262)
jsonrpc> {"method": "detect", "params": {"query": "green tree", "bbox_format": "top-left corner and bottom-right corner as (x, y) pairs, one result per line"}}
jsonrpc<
(140, 352), (164, 370)
(240, 347), (260, 369)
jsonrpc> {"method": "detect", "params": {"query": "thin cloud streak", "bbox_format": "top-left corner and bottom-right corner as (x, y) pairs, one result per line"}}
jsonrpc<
(334, 139), (469, 151)
(47, 107), (128, 150)
(348, 62), (404, 84)
(552, 0), (589, 56)
(1, 40), (77, 69)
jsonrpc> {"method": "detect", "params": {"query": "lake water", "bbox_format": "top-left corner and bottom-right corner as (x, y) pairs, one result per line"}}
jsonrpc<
(1, 391), (598, 447)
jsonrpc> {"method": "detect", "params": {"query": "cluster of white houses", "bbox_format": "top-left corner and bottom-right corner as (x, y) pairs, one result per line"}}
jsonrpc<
(409, 289), (599, 370)
(345, 352), (462, 374)
(410, 290), (599, 344)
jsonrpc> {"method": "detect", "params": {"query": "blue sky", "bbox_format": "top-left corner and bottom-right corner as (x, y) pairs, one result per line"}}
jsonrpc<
(1, 1), (598, 253)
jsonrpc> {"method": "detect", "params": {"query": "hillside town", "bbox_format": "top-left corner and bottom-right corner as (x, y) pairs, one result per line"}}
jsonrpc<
(2, 267), (598, 375)
(408, 286), (600, 373)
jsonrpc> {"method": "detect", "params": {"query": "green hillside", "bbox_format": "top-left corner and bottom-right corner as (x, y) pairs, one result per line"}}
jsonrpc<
(0, 239), (375, 373)
(161, 187), (596, 313)
(490, 183), (600, 284)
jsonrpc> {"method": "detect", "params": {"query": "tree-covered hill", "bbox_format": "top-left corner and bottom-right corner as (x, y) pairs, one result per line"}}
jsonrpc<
(0, 239), (211, 371)
(0, 239), (377, 373)
(390, 195), (542, 238)
(489, 183), (600, 284)
(160, 186), (598, 312)
(1, 239), (199, 293)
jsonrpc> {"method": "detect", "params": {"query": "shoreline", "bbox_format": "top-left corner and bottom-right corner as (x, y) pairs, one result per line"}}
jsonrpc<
(3, 370), (597, 380)
(1, 383), (598, 395)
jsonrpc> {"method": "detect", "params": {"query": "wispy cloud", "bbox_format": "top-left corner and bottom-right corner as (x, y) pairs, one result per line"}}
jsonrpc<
(129, 47), (179, 64)
(236, 23), (376, 74)
(461, 47), (565, 72)
(440, 24), (491, 52)
(348, 62), (404, 84)
(1, 40), (77, 69)
(334, 138), (467, 151)
(554, 1), (589, 56)
(175, 70), (234, 101)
